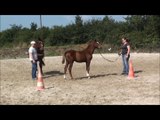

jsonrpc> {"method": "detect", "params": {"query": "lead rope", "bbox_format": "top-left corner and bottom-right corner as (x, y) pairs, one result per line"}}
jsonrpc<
(98, 49), (121, 62)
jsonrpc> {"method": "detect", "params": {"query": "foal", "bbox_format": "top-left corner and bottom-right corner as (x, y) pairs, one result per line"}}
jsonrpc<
(62, 40), (101, 79)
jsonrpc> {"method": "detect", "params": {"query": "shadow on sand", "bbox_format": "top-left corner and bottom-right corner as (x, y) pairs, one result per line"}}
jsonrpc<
(134, 70), (143, 74)
(43, 70), (63, 79)
(75, 73), (118, 80)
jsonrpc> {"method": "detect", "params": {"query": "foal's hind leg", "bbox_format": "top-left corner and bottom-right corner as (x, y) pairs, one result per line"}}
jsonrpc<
(68, 62), (74, 79)
(64, 61), (69, 79)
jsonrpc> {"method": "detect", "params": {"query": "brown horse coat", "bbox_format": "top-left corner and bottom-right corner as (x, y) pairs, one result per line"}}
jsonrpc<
(62, 40), (101, 79)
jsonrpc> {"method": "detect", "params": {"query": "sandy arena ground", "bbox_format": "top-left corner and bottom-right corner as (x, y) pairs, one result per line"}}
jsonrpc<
(0, 53), (159, 105)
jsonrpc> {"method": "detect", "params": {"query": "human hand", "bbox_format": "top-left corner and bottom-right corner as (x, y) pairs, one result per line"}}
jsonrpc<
(118, 52), (121, 56)
(31, 60), (35, 63)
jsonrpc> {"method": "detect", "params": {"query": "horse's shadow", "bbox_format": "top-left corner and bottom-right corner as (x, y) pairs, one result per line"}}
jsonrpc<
(75, 73), (118, 80)
(43, 70), (63, 79)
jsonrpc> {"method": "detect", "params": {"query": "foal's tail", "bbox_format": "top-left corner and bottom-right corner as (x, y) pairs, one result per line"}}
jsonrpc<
(62, 53), (66, 64)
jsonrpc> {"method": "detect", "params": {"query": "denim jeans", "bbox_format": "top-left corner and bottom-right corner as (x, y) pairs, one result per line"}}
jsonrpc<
(32, 61), (37, 80)
(122, 54), (130, 74)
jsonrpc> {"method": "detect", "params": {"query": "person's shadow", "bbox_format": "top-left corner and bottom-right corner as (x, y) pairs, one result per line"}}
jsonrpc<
(134, 70), (143, 74)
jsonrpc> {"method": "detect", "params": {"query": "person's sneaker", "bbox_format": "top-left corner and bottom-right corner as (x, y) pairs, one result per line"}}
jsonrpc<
(124, 73), (128, 76)
(121, 72), (126, 75)
(32, 78), (37, 80)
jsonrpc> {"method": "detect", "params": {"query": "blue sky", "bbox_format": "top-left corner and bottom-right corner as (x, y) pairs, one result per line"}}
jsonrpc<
(0, 15), (127, 31)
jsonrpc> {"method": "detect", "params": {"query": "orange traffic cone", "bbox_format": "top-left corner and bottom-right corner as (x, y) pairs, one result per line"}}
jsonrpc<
(127, 60), (135, 79)
(37, 62), (45, 91)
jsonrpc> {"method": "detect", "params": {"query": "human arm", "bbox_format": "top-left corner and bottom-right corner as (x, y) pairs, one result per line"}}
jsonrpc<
(126, 45), (130, 57)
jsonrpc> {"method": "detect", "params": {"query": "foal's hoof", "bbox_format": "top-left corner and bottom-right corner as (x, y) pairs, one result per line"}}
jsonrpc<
(63, 75), (66, 79)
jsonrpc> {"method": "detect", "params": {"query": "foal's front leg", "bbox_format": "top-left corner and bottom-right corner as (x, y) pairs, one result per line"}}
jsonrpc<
(64, 61), (69, 79)
(68, 62), (74, 79)
(86, 62), (91, 79)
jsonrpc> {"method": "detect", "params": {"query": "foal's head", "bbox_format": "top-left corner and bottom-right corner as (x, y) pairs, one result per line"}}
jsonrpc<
(88, 40), (101, 49)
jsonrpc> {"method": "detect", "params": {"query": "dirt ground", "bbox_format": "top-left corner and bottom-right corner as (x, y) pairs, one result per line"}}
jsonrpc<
(0, 53), (159, 105)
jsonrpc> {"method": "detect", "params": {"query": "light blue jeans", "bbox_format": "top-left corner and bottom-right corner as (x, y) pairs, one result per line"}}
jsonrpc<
(122, 54), (130, 74)
(32, 61), (37, 80)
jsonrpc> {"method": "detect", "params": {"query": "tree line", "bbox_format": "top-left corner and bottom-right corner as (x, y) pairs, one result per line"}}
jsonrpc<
(0, 15), (160, 51)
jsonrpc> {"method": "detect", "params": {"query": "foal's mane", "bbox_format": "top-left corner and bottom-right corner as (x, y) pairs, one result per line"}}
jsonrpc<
(86, 40), (96, 48)
(81, 40), (97, 53)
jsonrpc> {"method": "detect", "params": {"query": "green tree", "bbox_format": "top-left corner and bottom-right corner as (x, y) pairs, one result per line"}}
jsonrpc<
(75, 15), (83, 27)
(30, 22), (37, 31)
